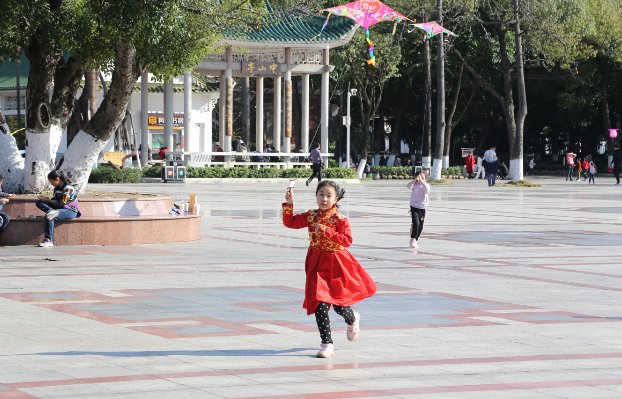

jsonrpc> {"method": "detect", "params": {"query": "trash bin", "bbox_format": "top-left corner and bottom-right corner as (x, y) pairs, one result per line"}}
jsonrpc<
(161, 160), (186, 183)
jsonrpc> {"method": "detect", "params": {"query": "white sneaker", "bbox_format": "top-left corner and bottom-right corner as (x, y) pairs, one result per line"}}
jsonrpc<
(316, 343), (334, 358)
(347, 311), (360, 342)
(46, 210), (60, 220)
(38, 239), (53, 248)
(409, 238), (418, 248)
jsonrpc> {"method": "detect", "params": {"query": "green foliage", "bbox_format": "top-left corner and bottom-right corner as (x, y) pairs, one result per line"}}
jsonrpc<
(88, 166), (142, 183)
(441, 166), (463, 176)
(146, 166), (356, 179)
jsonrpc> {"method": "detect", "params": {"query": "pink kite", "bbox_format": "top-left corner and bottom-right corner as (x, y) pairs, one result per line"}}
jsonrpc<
(411, 21), (456, 40)
(321, 0), (414, 66)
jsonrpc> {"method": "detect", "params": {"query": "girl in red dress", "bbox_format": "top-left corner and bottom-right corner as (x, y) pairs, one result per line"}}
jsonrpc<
(282, 180), (377, 358)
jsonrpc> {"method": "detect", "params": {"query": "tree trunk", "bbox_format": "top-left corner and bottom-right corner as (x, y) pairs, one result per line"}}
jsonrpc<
(431, 0), (446, 180)
(0, 117), (25, 192)
(422, 38), (432, 169)
(511, 0), (527, 181)
(23, 35), (63, 192)
(58, 42), (143, 192)
(443, 62), (464, 168)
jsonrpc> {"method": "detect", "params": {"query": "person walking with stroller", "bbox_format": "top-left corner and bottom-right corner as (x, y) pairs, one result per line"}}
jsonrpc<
(306, 143), (323, 187)
(282, 180), (377, 358)
(407, 170), (430, 249)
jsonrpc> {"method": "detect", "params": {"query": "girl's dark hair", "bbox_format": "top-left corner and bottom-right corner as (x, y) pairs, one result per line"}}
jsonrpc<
(316, 180), (345, 202)
(47, 170), (65, 182)
(413, 169), (423, 178)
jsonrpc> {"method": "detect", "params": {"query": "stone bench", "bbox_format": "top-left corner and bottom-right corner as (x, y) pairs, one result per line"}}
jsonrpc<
(0, 197), (201, 246)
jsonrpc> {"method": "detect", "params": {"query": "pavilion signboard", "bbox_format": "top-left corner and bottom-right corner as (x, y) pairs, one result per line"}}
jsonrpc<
(242, 61), (281, 76)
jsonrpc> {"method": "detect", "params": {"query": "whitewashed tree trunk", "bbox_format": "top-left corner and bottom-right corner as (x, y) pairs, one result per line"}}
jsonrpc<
(24, 123), (64, 193)
(431, 158), (443, 180)
(510, 158), (523, 181)
(421, 156), (431, 169)
(442, 155), (449, 169)
(0, 122), (25, 192)
(58, 130), (108, 193)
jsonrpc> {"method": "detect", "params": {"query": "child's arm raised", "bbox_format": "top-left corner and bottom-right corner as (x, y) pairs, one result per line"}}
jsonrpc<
(282, 188), (309, 229)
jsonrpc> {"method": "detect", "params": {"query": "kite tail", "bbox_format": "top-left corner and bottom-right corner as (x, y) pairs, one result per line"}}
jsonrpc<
(365, 28), (376, 66)
(320, 13), (331, 33)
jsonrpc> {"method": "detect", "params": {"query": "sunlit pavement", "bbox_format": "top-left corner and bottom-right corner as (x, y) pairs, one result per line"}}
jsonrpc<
(2, 175), (622, 399)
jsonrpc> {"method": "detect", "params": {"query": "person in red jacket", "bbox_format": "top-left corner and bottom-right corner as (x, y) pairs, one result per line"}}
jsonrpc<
(581, 158), (589, 181)
(282, 180), (377, 358)
(464, 151), (476, 179)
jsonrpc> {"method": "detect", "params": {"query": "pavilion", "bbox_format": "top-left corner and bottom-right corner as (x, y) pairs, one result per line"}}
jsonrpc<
(141, 6), (357, 167)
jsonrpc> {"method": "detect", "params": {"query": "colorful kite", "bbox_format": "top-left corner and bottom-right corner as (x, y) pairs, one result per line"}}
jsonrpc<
(320, 0), (414, 66)
(411, 21), (456, 40)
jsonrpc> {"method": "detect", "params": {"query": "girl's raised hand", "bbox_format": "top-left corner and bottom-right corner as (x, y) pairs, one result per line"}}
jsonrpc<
(285, 188), (294, 204)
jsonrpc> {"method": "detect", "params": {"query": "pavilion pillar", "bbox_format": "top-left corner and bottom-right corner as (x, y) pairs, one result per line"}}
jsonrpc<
(284, 48), (292, 166)
(273, 75), (282, 153)
(256, 76), (264, 154)
(140, 70), (149, 165)
(164, 79), (174, 151)
(301, 74), (309, 154)
(242, 77), (251, 147)
(183, 72), (195, 161)
(321, 47), (330, 167)
(224, 47), (234, 165)
(201, 100), (217, 153)
(218, 71), (225, 152)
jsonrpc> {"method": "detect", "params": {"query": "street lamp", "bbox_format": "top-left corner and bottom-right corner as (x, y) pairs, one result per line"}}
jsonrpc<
(343, 83), (357, 168)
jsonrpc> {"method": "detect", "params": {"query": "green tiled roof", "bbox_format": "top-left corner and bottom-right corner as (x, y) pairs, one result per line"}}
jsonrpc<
(225, 5), (356, 44)
(0, 56), (29, 91)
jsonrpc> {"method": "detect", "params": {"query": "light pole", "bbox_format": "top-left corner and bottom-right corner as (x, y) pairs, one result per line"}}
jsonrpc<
(343, 83), (357, 168)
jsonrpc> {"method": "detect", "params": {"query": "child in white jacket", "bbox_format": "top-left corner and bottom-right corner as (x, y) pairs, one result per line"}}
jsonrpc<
(407, 170), (430, 249)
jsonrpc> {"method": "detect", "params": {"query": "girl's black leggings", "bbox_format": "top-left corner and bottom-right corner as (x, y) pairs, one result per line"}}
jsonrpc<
(410, 206), (426, 239)
(314, 302), (355, 344)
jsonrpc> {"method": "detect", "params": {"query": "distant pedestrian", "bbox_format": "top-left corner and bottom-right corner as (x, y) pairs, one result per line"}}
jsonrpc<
(407, 170), (430, 249)
(282, 180), (377, 358)
(565, 151), (576, 181)
(611, 147), (621, 185)
(306, 143), (323, 187)
(588, 160), (597, 184)
(483, 146), (498, 187)
(475, 154), (486, 179)
(581, 158), (589, 181)
(464, 151), (476, 179)
(576, 157), (583, 181)
(527, 157), (536, 175)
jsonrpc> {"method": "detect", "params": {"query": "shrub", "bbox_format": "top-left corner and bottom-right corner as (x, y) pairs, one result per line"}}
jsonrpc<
(142, 165), (162, 177)
(89, 166), (143, 183)
(442, 166), (463, 176)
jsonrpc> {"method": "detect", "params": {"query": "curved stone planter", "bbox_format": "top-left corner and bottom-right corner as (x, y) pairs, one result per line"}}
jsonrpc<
(0, 196), (201, 246)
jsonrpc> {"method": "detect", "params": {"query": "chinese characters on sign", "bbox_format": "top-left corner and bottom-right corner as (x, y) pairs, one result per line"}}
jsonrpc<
(148, 112), (184, 127)
(242, 61), (281, 76)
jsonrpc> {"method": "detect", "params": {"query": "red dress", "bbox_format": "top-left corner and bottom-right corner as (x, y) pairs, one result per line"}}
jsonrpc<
(282, 203), (377, 315)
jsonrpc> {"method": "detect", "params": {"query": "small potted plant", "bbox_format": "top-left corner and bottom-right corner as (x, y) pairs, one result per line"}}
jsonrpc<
(370, 166), (381, 180)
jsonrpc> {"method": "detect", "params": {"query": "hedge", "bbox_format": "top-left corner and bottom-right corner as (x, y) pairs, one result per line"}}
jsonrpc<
(110, 165), (357, 182)
(88, 166), (143, 183)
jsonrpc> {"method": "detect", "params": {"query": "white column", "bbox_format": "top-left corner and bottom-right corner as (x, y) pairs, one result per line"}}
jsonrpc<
(219, 71), (225, 150)
(321, 48), (330, 167)
(301, 74), (309, 153)
(183, 72), (195, 158)
(140, 70), (149, 165)
(284, 48), (292, 166)
(273, 75), (282, 153)
(164, 79), (174, 150)
(224, 47), (233, 164)
(256, 76), (264, 153)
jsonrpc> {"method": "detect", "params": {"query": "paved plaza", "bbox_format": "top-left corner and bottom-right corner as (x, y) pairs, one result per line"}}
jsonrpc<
(1, 176), (622, 398)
